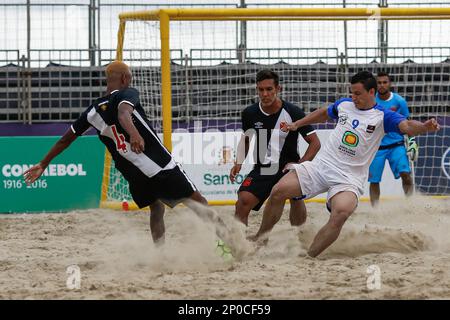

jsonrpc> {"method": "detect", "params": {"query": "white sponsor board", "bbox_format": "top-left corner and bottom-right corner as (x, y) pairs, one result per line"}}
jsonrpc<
(169, 130), (403, 202)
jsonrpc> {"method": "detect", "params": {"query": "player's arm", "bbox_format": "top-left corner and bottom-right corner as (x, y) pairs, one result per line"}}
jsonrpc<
(117, 102), (145, 154)
(398, 118), (440, 136)
(230, 133), (252, 182)
(230, 109), (253, 182)
(299, 132), (321, 163)
(282, 107), (329, 132)
(23, 129), (78, 185)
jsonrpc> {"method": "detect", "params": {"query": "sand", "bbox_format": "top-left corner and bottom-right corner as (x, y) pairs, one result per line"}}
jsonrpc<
(0, 196), (449, 300)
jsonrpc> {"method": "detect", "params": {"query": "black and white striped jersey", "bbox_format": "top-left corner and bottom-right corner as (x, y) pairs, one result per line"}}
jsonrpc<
(71, 87), (176, 182)
(242, 100), (316, 168)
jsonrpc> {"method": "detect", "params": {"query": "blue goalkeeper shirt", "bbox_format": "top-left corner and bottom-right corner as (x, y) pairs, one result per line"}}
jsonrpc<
(375, 92), (409, 147)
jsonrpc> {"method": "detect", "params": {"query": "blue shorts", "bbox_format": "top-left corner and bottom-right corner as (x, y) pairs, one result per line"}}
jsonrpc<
(368, 145), (411, 183)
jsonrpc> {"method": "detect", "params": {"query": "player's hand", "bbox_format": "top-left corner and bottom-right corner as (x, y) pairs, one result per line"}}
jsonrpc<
(406, 137), (419, 162)
(280, 121), (298, 132)
(230, 163), (242, 183)
(23, 163), (45, 185)
(424, 118), (440, 132)
(130, 133), (145, 153)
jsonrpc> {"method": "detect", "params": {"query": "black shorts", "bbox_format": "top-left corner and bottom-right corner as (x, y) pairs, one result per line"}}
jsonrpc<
(128, 164), (197, 209)
(238, 167), (287, 211)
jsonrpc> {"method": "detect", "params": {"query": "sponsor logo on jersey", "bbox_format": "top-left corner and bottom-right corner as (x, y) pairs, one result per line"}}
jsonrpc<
(338, 113), (348, 125)
(342, 131), (359, 147)
(366, 125), (376, 133)
(254, 122), (263, 129)
(390, 107), (397, 112)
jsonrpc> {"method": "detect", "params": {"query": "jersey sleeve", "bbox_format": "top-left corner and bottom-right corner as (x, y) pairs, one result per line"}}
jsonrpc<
(383, 108), (406, 134)
(241, 108), (252, 132)
(117, 88), (139, 109)
(71, 105), (94, 136)
(396, 95), (410, 118)
(327, 98), (352, 120)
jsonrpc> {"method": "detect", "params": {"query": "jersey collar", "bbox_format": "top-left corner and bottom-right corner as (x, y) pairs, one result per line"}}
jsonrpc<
(376, 91), (393, 102)
(259, 100), (283, 116)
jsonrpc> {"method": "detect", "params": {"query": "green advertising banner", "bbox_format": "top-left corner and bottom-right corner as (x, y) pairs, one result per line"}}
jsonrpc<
(0, 136), (105, 213)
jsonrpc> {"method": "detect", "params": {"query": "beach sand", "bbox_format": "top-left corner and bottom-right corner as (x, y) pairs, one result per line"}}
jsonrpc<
(1, 196), (449, 299)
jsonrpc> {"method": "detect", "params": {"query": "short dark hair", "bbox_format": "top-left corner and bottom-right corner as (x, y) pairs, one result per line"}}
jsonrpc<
(350, 71), (377, 92)
(377, 71), (392, 81)
(256, 69), (279, 86)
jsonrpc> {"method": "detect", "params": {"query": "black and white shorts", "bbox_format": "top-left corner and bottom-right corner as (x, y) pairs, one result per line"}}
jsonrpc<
(129, 164), (197, 208)
(238, 167), (287, 211)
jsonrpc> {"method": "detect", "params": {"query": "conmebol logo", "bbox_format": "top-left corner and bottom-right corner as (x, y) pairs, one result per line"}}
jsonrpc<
(2, 164), (87, 177)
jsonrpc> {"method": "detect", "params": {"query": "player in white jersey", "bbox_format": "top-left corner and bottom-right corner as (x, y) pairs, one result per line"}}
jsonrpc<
(249, 71), (440, 257)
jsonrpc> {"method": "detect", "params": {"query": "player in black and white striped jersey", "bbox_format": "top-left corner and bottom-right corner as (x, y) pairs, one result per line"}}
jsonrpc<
(23, 61), (214, 246)
(230, 69), (321, 227)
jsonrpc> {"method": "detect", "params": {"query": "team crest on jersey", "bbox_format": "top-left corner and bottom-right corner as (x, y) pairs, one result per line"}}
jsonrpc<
(254, 122), (263, 129)
(98, 101), (108, 111)
(390, 107), (397, 112)
(342, 131), (359, 147)
(338, 113), (348, 125)
(242, 177), (253, 187)
(366, 125), (376, 133)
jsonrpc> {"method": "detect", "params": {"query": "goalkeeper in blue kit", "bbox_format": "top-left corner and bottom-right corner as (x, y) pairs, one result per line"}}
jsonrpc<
(368, 72), (418, 207)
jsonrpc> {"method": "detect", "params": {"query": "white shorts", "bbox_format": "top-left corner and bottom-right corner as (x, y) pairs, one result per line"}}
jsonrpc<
(287, 160), (362, 205)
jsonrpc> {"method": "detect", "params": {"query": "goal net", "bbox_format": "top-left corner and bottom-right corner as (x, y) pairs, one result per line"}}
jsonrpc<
(102, 8), (450, 209)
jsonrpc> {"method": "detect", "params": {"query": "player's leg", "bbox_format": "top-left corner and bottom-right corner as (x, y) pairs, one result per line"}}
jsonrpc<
(149, 200), (165, 245)
(388, 145), (413, 197)
(234, 169), (272, 226)
(153, 165), (217, 224)
(189, 190), (208, 205)
(368, 149), (387, 208)
(308, 190), (358, 257)
(127, 179), (165, 244)
(369, 183), (380, 207)
(288, 198), (307, 227)
(252, 170), (302, 240)
(234, 191), (260, 226)
(400, 172), (413, 196)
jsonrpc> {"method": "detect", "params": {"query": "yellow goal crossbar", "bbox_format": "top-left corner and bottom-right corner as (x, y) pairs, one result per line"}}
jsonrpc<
(118, 8), (450, 21)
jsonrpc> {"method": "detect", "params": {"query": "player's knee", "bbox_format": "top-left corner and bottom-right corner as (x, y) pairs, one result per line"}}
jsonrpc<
(236, 194), (255, 210)
(400, 173), (412, 185)
(330, 209), (351, 227)
(270, 184), (289, 202)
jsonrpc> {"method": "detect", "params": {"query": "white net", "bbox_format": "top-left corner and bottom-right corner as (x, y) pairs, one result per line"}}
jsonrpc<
(104, 12), (450, 205)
